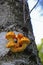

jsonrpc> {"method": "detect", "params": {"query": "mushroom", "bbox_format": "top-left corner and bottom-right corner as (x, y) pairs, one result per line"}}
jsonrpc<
(14, 37), (30, 52)
(5, 31), (16, 41)
(17, 33), (24, 39)
(5, 31), (19, 48)
(10, 43), (29, 52)
(19, 37), (30, 45)
(5, 32), (30, 53)
(16, 33), (24, 45)
(7, 37), (30, 52)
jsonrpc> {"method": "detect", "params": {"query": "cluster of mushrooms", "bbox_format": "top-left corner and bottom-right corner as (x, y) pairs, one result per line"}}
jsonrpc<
(5, 32), (30, 53)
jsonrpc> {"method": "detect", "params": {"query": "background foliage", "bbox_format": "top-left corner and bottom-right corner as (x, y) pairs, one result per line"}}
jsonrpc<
(37, 38), (43, 65)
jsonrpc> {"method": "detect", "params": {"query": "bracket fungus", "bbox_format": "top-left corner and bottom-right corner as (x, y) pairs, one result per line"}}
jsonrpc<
(5, 31), (19, 48)
(5, 31), (16, 40)
(5, 32), (30, 52)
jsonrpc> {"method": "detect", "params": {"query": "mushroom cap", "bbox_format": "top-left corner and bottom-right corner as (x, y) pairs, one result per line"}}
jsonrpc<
(5, 31), (16, 40)
(17, 33), (24, 39)
(19, 37), (30, 45)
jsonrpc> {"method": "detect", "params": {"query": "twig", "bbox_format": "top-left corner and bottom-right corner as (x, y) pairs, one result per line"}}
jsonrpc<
(26, 0), (39, 22)
(30, 0), (39, 13)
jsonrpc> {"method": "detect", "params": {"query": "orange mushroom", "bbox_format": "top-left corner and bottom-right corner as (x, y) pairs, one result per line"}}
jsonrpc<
(19, 37), (30, 45)
(10, 37), (30, 52)
(16, 33), (24, 45)
(5, 32), (30, 53)
(5, 31), (16, 40)
(15, 37), (30, 52)
(5, 31), (19, 48)
(17, 33), (24, 39)
(10, 43), (28, 52)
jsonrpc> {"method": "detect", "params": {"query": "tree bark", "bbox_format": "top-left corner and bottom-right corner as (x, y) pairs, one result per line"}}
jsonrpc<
(0, 0), (42, 65)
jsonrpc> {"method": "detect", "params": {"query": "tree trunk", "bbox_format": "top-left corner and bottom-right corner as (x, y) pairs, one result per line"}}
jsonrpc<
(0, 0), (42, 65)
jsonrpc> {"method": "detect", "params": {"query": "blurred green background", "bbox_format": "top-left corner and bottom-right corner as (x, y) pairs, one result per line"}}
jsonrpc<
(37, 38), (43, 65)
